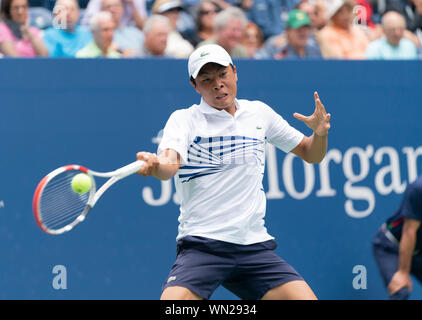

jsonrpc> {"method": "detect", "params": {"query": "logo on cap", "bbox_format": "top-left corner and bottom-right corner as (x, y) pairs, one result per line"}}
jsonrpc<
(200, 52), (210, 57)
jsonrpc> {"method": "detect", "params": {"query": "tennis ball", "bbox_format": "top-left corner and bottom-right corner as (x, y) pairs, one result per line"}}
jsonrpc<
(71, 173), (92, 194)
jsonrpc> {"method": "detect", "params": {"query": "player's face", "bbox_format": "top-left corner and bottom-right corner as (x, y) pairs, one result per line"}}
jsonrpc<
(191, 63), (238, 111)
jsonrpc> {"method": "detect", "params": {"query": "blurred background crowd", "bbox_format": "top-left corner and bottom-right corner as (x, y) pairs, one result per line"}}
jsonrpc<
(0, 0), (421, 58)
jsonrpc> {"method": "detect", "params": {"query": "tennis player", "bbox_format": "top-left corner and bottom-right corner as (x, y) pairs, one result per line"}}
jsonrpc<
(136, 44), (331, 300)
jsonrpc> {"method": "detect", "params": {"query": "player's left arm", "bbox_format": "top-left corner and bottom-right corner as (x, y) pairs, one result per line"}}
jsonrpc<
(290, 91), (331, 164)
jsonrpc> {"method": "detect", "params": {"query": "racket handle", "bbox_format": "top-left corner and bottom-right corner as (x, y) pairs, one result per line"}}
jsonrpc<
(114, 160), (145, 179)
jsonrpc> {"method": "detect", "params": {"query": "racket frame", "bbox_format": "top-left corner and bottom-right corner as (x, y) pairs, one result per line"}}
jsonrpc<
(33, 160), (144, 235)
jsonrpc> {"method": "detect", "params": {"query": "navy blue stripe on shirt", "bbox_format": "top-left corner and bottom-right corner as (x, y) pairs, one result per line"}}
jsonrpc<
(179, 135), (265, 183)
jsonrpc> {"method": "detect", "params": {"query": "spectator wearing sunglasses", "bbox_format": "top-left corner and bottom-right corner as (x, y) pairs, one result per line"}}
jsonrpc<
(187, 0), (221, 47)
(197, 6), (248, 57)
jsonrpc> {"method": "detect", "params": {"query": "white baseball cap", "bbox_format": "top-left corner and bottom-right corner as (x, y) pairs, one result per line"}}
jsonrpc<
(152, 0), (183, 14)
(188, 44), (233, 79)
(325, 0), (352, 20)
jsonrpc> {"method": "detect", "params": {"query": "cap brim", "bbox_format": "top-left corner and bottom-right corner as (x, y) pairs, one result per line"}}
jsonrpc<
(156, 1), (183, 13)
(191, 59), (231, 79)
(327, 2), (347, 19)
(288, 20), (311, 29)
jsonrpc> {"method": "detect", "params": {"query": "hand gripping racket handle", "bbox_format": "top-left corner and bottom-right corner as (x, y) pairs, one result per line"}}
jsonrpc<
(113, 160), (145, 180)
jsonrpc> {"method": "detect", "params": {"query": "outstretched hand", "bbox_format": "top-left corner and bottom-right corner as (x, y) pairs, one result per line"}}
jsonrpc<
(293, 92), (331, 137)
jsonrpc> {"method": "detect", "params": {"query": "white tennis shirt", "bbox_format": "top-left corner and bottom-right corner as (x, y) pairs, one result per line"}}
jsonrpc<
(158, 98), (304, 245)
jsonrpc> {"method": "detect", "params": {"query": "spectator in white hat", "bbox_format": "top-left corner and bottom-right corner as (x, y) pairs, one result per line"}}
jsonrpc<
(152, 0), (194, 58)
(318, 0), (369, 59)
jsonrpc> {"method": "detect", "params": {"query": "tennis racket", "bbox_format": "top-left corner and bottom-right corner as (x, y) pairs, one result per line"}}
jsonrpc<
(32, 160), (145, 235)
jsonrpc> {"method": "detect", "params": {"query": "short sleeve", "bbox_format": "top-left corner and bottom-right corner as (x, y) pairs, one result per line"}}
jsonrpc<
(402, 183), (422, 221)
(157, 110), (190, 165)
(42, 29), (59, 57)
(365, 41), (379, 59)
(259, 102), (304, 153)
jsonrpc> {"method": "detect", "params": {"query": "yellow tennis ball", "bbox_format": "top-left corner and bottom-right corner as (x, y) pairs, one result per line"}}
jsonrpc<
(71, 173), (92, 194)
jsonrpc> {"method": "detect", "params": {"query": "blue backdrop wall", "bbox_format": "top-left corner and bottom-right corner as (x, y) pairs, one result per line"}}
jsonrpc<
(0, 59), (421, 299)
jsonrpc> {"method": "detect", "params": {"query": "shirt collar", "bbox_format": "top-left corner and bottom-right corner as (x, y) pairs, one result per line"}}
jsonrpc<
(198, 97), (241, 116)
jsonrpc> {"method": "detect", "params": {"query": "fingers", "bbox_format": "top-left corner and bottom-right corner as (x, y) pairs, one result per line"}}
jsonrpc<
(326, 113), (331, 122)
(293, 112), (308, 122)
(387, 277), (402, 295)
(314, 91), (327, 115)
(136, 152), (158, 177)
(388, 272), (412, 295)
(388, 282), (407, 296)
(294, 92), (331, 136)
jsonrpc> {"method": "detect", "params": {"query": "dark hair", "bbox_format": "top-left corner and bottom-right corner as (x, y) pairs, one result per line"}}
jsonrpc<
(1, 0), (28, 20)
(190, 63), (235, 86)
(0, 0), (14, 20)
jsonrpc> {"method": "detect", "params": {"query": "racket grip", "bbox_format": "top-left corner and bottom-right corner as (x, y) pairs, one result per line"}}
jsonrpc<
(114, 160), (145, 179)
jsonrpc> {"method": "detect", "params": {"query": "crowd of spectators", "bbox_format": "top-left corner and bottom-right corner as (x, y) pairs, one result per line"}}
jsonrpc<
(0, 0), (421, 58)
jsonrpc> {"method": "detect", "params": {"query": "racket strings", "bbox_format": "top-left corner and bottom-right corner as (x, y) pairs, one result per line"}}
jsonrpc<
(39, 170), (91, 231)
(41, 200), (86, 226)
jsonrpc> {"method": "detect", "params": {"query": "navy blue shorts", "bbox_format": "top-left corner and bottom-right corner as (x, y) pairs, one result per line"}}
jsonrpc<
(162, 236), (304, 300)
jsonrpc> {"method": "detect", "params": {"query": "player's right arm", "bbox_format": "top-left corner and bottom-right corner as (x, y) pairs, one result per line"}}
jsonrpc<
(388, 218), (421, 295)
(137, 109), (188, 180)
(136, 149), (181, 181)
